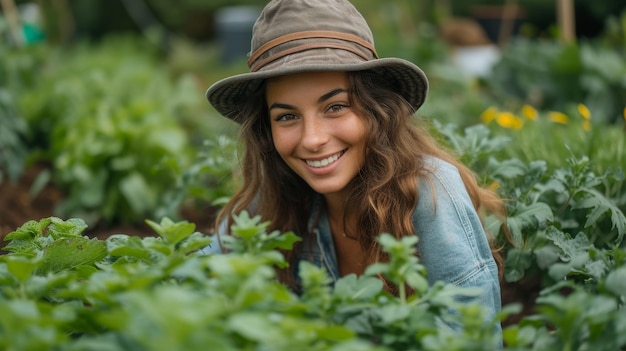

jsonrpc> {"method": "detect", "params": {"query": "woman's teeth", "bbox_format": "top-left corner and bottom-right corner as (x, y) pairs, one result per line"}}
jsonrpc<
(306, 152), (342, 168)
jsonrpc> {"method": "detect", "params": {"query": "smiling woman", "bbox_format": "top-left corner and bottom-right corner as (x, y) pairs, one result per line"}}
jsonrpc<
(203, 0), (510, 342)
(267, 72), (367, 200)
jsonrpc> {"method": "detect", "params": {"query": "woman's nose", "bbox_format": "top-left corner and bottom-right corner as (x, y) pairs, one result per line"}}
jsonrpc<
(300, 115), (329, 152)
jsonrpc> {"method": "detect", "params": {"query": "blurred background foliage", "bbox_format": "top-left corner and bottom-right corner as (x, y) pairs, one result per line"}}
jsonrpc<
(1, 0), (625, 229)
(12, 0), (625, 43)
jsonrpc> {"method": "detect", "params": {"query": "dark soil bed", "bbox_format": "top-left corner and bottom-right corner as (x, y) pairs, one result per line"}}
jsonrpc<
(0, 163), (216, 245)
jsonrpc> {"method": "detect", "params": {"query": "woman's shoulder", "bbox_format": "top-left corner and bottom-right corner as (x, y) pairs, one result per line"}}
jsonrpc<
(413, 155), (496, 285)
(418, 156), (467, 200)
(421, 155), (461, 178)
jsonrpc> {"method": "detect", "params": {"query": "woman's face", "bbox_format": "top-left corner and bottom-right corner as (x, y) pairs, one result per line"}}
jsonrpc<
(266, 71), (367, 198)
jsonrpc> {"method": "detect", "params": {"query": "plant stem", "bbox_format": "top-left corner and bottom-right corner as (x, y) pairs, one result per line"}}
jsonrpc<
(399, 283), (406, 304)
(554, 190), (577, 217)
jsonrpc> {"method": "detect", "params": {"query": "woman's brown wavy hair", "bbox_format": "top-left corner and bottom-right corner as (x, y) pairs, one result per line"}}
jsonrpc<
(215, 70), (508, 292)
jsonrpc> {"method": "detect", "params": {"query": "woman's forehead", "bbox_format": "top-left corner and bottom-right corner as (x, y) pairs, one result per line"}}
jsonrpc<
(266, 71), (349, 100)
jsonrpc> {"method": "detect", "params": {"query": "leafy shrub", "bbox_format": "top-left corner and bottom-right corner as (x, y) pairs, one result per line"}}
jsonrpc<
(486, 39), (626, 124)
(17, 37), (199, 225)
(484, 106), (625, 177)
(0, 41), (47, 183)
(0, 86), (28, 183)
(435, 122), (626, 288)
(0, 214), (510, 351)
(156, 135), (240, 220)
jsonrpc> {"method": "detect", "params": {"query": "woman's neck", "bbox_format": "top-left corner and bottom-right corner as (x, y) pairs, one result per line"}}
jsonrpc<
(324, 192), (358, 239)
(323, 192), (346, 222)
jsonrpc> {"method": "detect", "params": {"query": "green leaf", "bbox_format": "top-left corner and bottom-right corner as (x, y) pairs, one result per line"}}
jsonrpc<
(605, 265), (626, 296)
(261, 231), (301, 251)
(503, 324), (538, 347)
(405, 271), (428, 292)
(547, 252), (590, 281)
(487, 157), (527, 179)
(231, 211), (267, 241)
(106, 235), (153, 260)
(314, 324), (355, 343)
(546, 229), (591, 259)
(375, 304), (411, 324)
(120, 172), (157, 214)
(333, 274), (383, 301)
(363, 263), (388, 277)
(507, 202), (554, 245)
(299, 260), (333, 296)
(571, 189), (626, 245)
(146, 217), (196, 246)
(3, 256), (41, 283)
(176, 232), (214, 255)
(4, 218), (51, 241)
(504, 247), (532, 282)
(227, 313), (282, 344)
(47, 217), (88, 239)
(534, 245), (561, 269)
(38, 237), (107, 274)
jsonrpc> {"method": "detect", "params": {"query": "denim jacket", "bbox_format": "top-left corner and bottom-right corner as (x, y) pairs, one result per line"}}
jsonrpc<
(299, 157), (500, 331)
(200, 157), (502, 334)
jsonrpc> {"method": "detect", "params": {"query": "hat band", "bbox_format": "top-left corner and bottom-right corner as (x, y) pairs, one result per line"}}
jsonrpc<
(248, 30), (378, 72)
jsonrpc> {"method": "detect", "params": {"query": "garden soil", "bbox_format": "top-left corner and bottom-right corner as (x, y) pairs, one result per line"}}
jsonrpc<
(0, 163), (64, 245)
(0, 163), (216, 248)
(0, 164), (537, 327)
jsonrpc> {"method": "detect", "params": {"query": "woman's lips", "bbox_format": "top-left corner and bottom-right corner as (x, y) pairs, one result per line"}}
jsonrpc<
(305, 150), (346, 168)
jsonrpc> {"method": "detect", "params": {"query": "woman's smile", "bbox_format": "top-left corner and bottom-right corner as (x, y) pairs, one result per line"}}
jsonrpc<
(304, 150), (346, 168)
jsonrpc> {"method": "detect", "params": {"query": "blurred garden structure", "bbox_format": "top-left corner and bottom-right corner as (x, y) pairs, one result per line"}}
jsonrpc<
(1, 1), (626, 349)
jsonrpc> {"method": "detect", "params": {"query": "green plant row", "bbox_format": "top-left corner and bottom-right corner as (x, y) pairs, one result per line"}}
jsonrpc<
(486, 38), (626, 125)
(434, 121), (625, 282)
(4, 37), (205, 225)
(0, 39), (47, 183)
(1, 207), (624, 351)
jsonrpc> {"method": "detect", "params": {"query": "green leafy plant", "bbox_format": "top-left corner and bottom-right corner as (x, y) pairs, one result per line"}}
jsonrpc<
(0, 87), (28, 184)
(436, 122), (626, 291)
(156, 135), (240, 220)
(487, 39), (626, 124)
(17, 37), (199, 225)
(0, 214), (517, 351)
(0, 40), (47, 183)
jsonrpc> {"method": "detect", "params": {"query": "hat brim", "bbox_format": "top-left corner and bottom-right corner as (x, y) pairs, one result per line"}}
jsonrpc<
(206, 57), (428, 122)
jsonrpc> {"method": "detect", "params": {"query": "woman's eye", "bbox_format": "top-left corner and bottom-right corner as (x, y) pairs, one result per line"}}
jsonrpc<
(275, 113), (297, 122)
(327, 103), (348, 113)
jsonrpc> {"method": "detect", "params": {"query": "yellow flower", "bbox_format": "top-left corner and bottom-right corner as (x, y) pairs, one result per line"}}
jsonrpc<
(480, 107), (498, 124)
(521, 104), (538, 120)
(548, 111), (569, 125)
(583, 120), (591, 132)
(496, 112), (523, 129)
(623, 107), (626, 122)
(488, 181), (500, 192)
(577, 103), (591, 120)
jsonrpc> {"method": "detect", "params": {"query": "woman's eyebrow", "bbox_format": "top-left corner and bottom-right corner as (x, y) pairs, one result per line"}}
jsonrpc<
(268, 102), (294, 111)
(318, 88), (348, 103)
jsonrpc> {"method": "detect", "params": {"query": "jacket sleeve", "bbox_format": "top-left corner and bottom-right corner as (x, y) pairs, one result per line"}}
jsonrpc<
(413, 157), (501, 333)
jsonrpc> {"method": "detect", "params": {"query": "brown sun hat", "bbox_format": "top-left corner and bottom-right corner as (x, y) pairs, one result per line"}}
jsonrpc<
(206, 0), (429, 122)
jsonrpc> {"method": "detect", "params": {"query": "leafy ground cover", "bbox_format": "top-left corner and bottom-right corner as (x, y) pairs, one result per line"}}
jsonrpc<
(1, 209), (624, 350)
